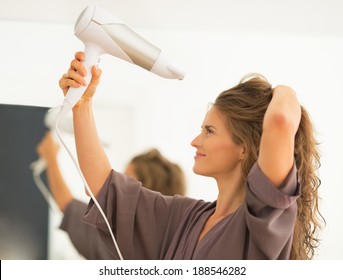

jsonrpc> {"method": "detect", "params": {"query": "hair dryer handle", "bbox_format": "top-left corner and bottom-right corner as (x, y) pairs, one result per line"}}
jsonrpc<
(57, 46), (103, 122)
(64, 46), (102, 108)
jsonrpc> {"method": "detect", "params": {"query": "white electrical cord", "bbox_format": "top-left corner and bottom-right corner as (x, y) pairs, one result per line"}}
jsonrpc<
(30, 162), (60, 213)
(54, 111), (124, 260)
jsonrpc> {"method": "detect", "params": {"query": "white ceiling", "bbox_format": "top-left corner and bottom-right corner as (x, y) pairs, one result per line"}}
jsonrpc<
(1, 0), (343, 36)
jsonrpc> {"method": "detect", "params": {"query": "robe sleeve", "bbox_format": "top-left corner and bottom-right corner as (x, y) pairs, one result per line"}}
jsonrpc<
(60, 199), (115, 259)
(82, 170), (196, 259)
(245, 162), (300, 259)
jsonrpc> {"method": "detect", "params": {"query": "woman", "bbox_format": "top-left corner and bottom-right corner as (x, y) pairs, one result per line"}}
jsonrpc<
(59, 51), (322, 259)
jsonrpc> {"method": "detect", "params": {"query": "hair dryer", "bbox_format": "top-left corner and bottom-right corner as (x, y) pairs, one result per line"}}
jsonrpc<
(57, 5), (185, 122)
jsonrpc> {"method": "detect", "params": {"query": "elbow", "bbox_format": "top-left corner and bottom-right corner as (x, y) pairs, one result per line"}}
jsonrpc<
(268, 86), (301, 134)
(265, 108), (301, 136)
(271, 112), (292, 129)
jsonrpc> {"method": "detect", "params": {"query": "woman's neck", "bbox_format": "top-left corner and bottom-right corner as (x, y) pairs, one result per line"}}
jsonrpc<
(214, 170), (245, 218)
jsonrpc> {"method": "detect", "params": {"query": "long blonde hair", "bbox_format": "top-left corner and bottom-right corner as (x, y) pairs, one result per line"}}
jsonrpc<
(213, 74), (323, 259)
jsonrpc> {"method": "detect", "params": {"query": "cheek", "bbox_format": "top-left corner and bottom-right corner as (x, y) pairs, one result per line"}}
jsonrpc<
(211, 142), (243, 167)
(211, 138), (237, 156)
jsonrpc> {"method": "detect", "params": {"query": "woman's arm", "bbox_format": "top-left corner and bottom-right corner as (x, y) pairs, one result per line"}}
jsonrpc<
(257, 85), (301, 187)
(59, 51), (111, 197)
(36, 132), (72, 212)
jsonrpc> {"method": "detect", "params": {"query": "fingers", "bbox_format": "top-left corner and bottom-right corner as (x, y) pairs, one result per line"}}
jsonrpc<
(90, 65), (102, 86)
(82, 65), (102, 100)
(58, 51), (102, 98)
(59, 73), (81, 96)
(70, 58), (87, 77)
(74, 51), (85, 62)
(67, 67), (87, 86)
(58, 56), (87, 95)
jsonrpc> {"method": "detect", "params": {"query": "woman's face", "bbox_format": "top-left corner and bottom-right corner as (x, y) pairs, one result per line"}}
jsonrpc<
(191, 106), (244, 179)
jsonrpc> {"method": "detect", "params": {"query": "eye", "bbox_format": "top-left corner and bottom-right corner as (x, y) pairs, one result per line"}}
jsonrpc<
(206, 127), (213, 134)
(202, 126), (214, 135)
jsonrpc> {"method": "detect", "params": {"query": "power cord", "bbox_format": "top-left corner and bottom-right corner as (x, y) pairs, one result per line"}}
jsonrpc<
(30, 159), (60, 213)
(54, 119), (124, 260)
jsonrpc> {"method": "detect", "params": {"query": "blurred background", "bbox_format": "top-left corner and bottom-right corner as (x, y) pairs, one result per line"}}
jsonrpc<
(0, 0), (342, 259)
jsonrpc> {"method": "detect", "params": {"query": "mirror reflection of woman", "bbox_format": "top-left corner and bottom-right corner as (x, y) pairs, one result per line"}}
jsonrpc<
(37, 133), (186, 259)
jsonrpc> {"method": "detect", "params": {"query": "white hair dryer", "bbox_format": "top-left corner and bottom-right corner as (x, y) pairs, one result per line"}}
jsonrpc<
(57, 5), (185, 122)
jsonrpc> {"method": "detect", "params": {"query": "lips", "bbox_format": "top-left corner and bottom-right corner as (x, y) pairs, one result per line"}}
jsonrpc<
(194, 151), (206, 159)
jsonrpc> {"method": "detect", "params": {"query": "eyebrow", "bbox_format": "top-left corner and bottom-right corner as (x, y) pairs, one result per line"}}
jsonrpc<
(202, 125), (217, 131)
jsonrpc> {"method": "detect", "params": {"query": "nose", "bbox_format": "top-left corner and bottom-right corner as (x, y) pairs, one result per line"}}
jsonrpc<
(191, 133), (201, 148)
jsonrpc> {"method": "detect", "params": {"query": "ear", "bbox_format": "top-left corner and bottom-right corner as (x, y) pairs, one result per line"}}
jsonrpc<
(239, 144), (246, 160)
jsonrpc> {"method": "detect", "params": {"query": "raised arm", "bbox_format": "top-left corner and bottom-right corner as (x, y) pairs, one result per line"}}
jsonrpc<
(257, 85), (301, 187)
(59, 51), (111, 197)
(36, 132), (72, 212)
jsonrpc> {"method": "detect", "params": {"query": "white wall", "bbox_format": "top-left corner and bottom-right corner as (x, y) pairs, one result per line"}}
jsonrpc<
(0, 19), (342, 259)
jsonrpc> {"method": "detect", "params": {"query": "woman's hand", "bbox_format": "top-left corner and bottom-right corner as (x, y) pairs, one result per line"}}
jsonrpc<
(36, 132), (59, 164)
(58, 51), (102, 105)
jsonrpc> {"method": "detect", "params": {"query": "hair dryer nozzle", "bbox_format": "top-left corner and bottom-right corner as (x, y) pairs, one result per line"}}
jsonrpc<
(151, 51), (185, 80)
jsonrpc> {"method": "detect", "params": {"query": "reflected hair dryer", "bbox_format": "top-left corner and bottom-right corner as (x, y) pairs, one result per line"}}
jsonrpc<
(30, 107), (73, 176)
(57, 5), (185, 122)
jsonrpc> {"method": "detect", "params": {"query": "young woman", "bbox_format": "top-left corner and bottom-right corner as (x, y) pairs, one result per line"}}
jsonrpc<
(58, 51), (322, 260)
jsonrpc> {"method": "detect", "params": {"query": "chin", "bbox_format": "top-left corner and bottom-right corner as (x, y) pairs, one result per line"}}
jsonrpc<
(192, 167), (200, 175)
(193, 167), (209, 177)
